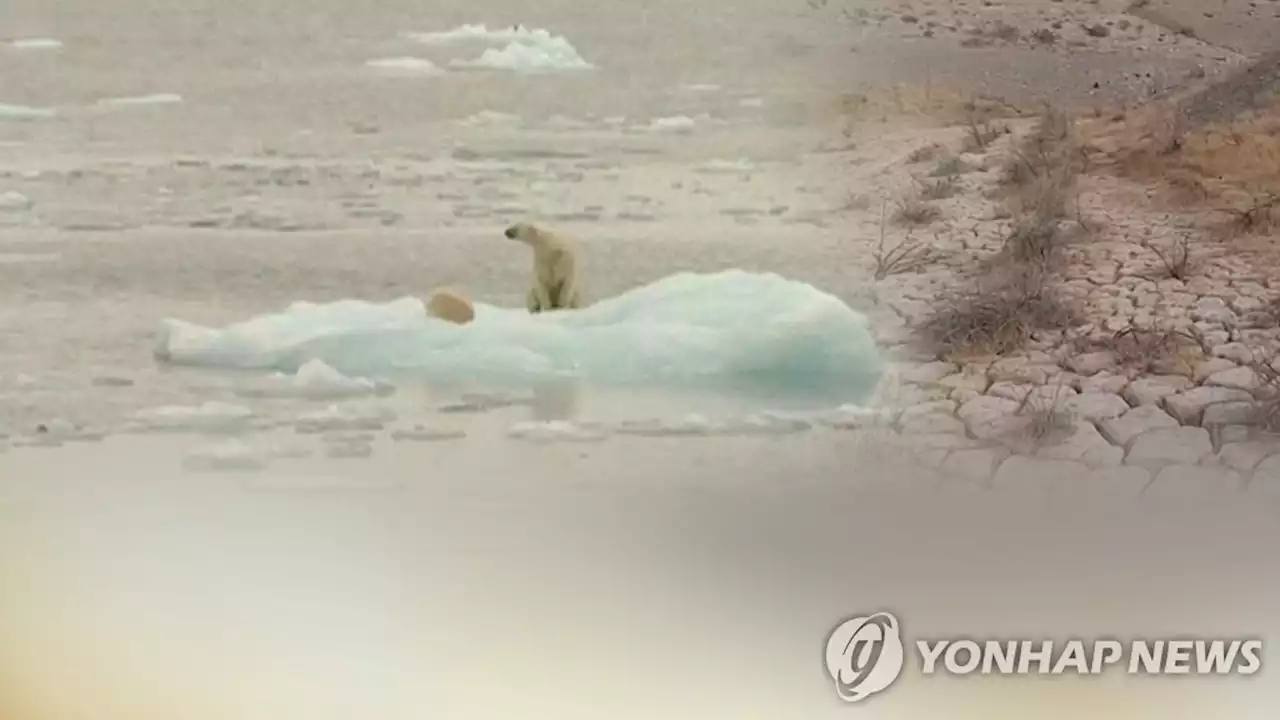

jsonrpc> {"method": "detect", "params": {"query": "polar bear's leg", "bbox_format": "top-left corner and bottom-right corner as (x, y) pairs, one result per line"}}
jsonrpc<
(555, 272), (580, 309)
(548, 249), (580, 309)
(528, 285), (551, 313)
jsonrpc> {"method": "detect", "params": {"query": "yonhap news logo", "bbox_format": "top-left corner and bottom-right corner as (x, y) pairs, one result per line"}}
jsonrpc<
(824, 611), (1263, 703)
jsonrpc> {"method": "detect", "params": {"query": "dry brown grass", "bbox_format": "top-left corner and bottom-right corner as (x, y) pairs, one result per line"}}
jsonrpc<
(916, 263), (1082, 360)
(893, 194), (942, 226)
(999, 107), (1086, 220)
(1085, 95), (1280, 241)
(1144, 235), (1196, 280)
(872, 199), (935, 279)
(917, 174), (961, 200)
(1107, 327), (1203, 376)
(1013, 382), (1077, 446)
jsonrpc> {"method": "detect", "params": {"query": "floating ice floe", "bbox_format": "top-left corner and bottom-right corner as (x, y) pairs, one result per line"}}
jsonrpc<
(0, 191), (32, 211)
(0, 103), (55, 120)
(738, 97), (764, 108)
(390, 425), (467, 442)
(447, 33), (594, 72)
(614, 415), (720, 437)
(718, 411), (813, 436)
(232, 358), (391, 400)
(682, 83), (721, 92)
(364, 57), (443, 76)
(637, 115), (715, 134)
(153, 270), (885, 402)
(130, 402), (256, 433)
(10, 38), (63, 51)
(406, 23), (551, 45)
(95, 94), (182, 108)
(812, 404), (896, 429)
(507, 420), (609, 443)
(293, 405), (395, 434)
(459, 110), (521, 126)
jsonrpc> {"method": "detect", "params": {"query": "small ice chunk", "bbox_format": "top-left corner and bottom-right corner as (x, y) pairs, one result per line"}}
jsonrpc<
(234, 359), (390, 400)
(814, 404), (895, 429)
(95, 94), (182, 108)
(507, 420), (608, 443)
(10, 39), (63, 50)
(365, 57), (443, 75)
(644, 116), (698, 133)
(438, 393), (530, 413)
(131, 402), (255, 433)
(183, 439), (270, 472)
(0, 191), (32, 211)
(390, 426), (467, 442)
(294, 405), (394, 434)
(407, 23), (549, 45)
(718, 411), (813, 436)
(614, 414), (719, 437)
(0, 103), (55, 119)
(460, 110), (521, 126)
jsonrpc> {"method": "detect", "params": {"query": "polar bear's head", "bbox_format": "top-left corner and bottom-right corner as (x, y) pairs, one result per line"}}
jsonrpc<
(503, 222), (543, 246)
(504, 221), (555, 249)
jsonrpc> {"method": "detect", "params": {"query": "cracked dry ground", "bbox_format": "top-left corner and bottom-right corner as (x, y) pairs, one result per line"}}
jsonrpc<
(834, 112), (1280, 504)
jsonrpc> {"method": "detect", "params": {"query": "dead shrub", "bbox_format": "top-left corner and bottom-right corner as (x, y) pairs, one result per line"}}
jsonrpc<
(1014, 383), (1077, 446)
(1001, 213), (1063, 267)
(1145, 235), (1195, 279)
(916, 264), (1081, 359)
(930, 154), (978, 177)
(963, 115), (1008, 152)
(1226, 191), (1280, 235)
(893, 195), (942, 226)
(872, 199), (935, 279)
(906, 143), (943, 163)
(1108, 327), (1203, 375)
(918, 174), (961, 200)
(1244, 360), (1280, 432)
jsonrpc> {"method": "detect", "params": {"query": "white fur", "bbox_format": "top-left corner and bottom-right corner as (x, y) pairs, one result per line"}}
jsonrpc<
(504, 222), (582, 313)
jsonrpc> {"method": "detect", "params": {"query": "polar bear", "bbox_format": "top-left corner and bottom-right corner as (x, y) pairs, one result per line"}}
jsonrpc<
(503, 222), (582, 313)
(425, 288), (476, 325)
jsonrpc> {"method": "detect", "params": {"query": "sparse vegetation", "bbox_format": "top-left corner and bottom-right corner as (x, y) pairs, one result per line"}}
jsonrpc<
(918, 174), (961, 200)
(929, 154), (977, 177)
(1245, 360), (1280, 432)
(1000, 212), (1064, 267)
(906, 143), (943, 163)
(872, 200), (933, 279)
(917, 264), (1081, 359)
(892, 194), (942, 226)
(1108, 327), (1202, 375)
(1013, 382), (1076, 446)
(1145, 235), (1195, 279)
(963, 115), (1007, 152)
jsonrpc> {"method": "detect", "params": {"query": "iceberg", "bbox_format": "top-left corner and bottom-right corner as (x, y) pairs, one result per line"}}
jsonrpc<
(406, 24), (552, 45)
(447, 35), (593, 72)
(153, 271), (884, 402)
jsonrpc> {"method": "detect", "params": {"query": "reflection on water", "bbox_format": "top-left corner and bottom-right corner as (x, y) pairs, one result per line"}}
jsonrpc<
(531, 379), (581, 421)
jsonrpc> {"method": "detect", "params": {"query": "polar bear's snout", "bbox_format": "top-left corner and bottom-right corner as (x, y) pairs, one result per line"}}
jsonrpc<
(503, 224), (519, 240)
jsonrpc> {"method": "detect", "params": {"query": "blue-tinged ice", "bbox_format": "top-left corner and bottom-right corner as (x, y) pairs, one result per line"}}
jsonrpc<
(154, 271), (884, 402)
